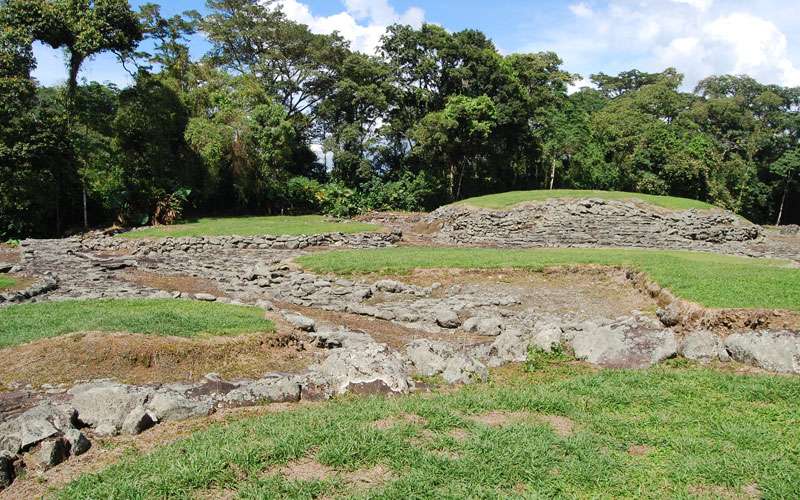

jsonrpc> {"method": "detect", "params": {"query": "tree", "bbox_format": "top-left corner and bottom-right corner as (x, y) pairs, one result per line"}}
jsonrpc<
(771, 149), (799, 225)
(411, 95), (498, 200)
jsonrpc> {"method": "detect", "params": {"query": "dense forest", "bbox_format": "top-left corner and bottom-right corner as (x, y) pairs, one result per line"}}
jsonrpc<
(1, 0), (798, 240)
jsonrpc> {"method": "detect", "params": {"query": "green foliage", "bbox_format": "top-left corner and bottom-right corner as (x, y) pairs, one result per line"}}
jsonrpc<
(58, 365), (800, 498)
(298, 247), (800, 311)
(1, 1), (799, 237)
(524, 344), (571, 372)
(0, 299), (275, 348)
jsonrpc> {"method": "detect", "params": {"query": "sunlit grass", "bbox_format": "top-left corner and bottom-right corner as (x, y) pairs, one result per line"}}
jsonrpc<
(457, 189), (716, 210)
(119, 215), (381, 239)
(298, 247), (800, 311)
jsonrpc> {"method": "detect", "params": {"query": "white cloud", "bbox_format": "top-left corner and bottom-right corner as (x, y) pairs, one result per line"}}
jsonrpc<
(569, 2), (593, 18)
(275, 0), (425, 54)
(671, 0), (714, 12)
(526, 0), (800, 89)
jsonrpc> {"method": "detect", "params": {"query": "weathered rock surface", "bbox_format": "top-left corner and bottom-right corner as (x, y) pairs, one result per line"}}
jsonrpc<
(679, 330), (727, 364)
(37, 438), (69, 468)
(0, 451), (15, 490)
(427, 199), (762, 253)
(434, 309), (461, 329)
(146, 392), (212, 422)
(306, 342), (413, 397)
(566, 319), (677, 369)
(63, 429), (90, 456)
(724, 331), (800, 374)
(224, 375), (301, 404)
(68, 381), (151, 436)
(485, 322), (564, 367)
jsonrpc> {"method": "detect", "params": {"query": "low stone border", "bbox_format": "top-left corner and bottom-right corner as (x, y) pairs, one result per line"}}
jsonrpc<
(0, 275), (58, 305)
(79, 231), (402, 255)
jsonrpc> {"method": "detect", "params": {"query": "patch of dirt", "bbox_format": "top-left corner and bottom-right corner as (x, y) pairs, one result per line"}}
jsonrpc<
(381, 267), (660, 321)
(342, 464), (395, 488)
(122, 270), (226, 297)
(627, 444), (654, 456)
(687, 483), (761, 499)
(278, 302), (490, 349)
(447, 428), (470, 442)
(0, 244), (20, 263)
(0, 331), (320, 389)
(372, 413), (427, 430)
(1, 402), (315, 499)
(279, 456), (335, 482)
(0, 275), (35, 293)
(466, 411), (575, 437)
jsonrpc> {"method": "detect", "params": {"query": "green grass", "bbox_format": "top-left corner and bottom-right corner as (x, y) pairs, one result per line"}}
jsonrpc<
(297, 247), (800, 311)
(59, 364), (800, 498)
(0, 299), (274, 348)
(119, 215), (380, 239)
(458, 189), (716, 210)
(0, 274), (15, 290)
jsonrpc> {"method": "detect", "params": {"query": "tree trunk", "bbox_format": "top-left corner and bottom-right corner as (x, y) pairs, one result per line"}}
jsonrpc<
(776, 181), (788, 226)
(549, 158), (557, 190)
(82, 184), (88, 231)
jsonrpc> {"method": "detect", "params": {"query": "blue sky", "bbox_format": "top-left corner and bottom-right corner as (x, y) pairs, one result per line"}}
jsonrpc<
(33, 0), (800, 91)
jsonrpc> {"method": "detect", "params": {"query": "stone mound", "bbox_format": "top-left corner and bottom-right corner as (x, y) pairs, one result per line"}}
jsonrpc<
(426, 198), (761, 251)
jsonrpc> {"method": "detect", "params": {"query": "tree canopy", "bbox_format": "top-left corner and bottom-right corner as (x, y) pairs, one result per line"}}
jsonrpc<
(0, 0), (798, 239)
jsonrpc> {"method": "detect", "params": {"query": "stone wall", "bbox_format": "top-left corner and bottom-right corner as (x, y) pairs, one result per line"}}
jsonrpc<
(426, 199), (762, 252)
(80, 230), (402, 255)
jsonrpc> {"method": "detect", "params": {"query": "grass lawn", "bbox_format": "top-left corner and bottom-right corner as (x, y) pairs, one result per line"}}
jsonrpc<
(119, 215), (380, 239)
(457, 189), (716, 210)
(0, 299), (274, 348)
(297, 247), (800, 311)
(59, 363), (800, 498)
(0, 274), (14, 290)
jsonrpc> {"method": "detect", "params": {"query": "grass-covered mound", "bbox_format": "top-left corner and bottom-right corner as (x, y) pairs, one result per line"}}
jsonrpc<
(457, 189), (716, 211)
(59, 363), (800, 498)
(0, 274), (15, 290)
(120, 215), (380, 239)
(298, 247), (800, 311)
(0, 299), (274, 348)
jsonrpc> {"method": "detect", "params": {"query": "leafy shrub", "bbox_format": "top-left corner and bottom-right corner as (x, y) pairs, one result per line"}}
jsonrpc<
(153, 188), (192, 225)
(284, 176), (324, 214)
(524, 344), (571, 372)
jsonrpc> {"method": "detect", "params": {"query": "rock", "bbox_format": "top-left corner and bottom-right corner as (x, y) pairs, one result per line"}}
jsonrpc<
(374, 279), (405, 293)
(442, 354), (488, 385)
(69, 381), (151, 436)
(475, 317), (503, 337)
(531, 322), (563, 352)
(487, 328), (533, 368)
(306, 342), (413, 397)
(434, 308), (461, 329)
(194, 293), (217, 302)
(724, 331), (800, 373)
(0, 451), (14, 490)
(224, 375), (301, 404)
(0, 422), (21, 457)
(311, 328), (373, 349)
(656, 304), (682, 327)
(283, 313), (316, 332)
(462, 317), (479, 333)
(63, 429), (91, 456)
(679, 330), (724, 364)
(568, 321), (677, 369)
(0, 403), (75, 455)
(406, 340), (456, 377)
(120, 407), (156, 436)
(146, 393), (212, 422)
(37, 438), (69, 469)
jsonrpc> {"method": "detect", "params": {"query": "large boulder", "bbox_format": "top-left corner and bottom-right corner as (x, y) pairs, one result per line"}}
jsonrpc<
(146, 392), (213, 422)
(68, 381), (152, 436)
(0, 403), (76, 455)
(442, 353), (489, 385)
(434, 308), (461, 329)
(679, 330), (727, 364)
(306, 342), (413, 397)
(567, 320), (677, 369)
(0, 451), (14, 490)
(224, 375), (302, 404)
(724, 331), (800, 374)
(486, 321), (564, 367)
(406, 340), (456, 376)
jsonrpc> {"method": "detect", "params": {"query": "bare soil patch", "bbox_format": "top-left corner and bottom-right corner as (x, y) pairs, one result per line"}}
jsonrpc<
(0, 275), (35, 292)
(0, 331), (320, 388)
(122, 270), (226, 297)
(279, 456), (335, 482)
(0, 244), (20, 263)
(687, 483), (762, 499)
(343, 464), (395, 488)
(447, 428), (470, 442)
(372, 413), (427, 430)
(627, 444), (654, 456)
